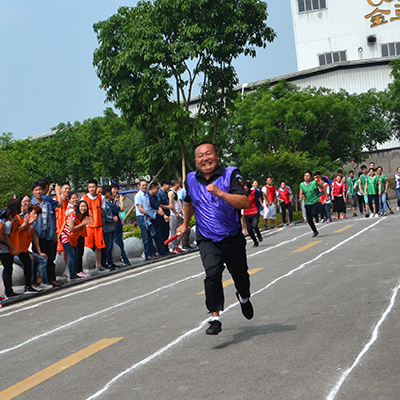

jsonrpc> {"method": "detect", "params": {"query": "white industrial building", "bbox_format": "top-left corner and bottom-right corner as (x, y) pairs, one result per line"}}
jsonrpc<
(231, 0), (400, 173)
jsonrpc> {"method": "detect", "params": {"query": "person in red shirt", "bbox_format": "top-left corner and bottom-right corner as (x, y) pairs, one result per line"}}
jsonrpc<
(331, 174), (346, 219)
(276, 180), (294, 226)
(243, 182), (263, 247)
(262, 177), (277, 229)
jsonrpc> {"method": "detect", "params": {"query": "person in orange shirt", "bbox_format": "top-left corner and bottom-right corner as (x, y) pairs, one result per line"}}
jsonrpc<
(54, 183), (71, 258)
(16, 196), (44, 294)
(0, 204), (19, 298)
(82, 179), (106, 272)
(61, 200), (92, 280)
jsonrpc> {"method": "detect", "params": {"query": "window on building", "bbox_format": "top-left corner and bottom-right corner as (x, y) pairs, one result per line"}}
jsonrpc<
(318, 50), (347, 66)
(381, 42), (400, 57)
(298, 0), (326, 12)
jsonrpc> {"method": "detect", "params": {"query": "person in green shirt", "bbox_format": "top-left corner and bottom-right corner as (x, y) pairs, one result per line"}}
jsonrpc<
(300, 171), (325, 237)
(376, 166), (388, 216)
(354, 171), (365, 216)
(358, 165), (370, 217)
(347, 170), (358, 217)
(364, 168), (381, 218)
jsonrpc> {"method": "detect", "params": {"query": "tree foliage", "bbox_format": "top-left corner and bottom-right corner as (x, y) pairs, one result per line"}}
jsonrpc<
(93, 0), (276, 179)
(0, 109), (139, 198)
(222, 80), (392, 188)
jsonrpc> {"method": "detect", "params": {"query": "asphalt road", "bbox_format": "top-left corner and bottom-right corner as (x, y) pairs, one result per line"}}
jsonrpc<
(0, 213), (399, 400)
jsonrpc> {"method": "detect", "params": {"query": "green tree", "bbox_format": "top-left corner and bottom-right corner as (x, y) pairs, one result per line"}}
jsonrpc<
(0, 150), (31, 207)
(93, 0), (275, 180)
(223, 80), (391, 188)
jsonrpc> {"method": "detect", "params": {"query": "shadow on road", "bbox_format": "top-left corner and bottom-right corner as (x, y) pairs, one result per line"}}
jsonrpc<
(213, 323), (297, 350)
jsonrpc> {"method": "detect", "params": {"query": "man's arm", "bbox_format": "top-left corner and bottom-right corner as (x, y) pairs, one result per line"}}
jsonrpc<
(206, 184), (249, 210)
(177, 201), (195, 235)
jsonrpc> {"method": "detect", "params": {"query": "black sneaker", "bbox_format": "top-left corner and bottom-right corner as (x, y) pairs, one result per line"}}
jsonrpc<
(258, 235), (263, 243)
(25, 286), (41, 294)
(206, 320), (222, 335)
(252, 241), (259, 248)
(236, 291), (254, 320)
(312, 231), (319, 238)
(7, 292), (22, 298)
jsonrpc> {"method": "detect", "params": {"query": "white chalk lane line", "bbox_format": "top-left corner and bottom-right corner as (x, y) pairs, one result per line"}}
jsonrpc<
(85, 218), (385, 400)
(0, 225), (325, 355)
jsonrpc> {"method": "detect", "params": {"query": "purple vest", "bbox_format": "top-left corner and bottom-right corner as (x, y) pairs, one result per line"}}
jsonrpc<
(187, 167), (241, 242)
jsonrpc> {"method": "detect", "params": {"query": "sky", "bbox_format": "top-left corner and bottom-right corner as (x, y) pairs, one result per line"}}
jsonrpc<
(0, 1), (297, 140)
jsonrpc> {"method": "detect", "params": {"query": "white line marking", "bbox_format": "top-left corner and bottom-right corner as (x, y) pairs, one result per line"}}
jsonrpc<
(326, 278), (400, 400)
(0, 255), (199, 319)
(0, 271), (203, 355)
(85, 218), (385, 399)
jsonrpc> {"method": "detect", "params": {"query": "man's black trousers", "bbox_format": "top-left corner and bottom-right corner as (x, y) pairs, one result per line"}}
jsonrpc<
(198, 230), (250, 313)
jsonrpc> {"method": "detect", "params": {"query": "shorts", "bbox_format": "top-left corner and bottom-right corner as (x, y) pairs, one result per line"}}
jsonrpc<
(85, 226), (105, 249)
(263, 203), (276, 220)
(348, 194), (357, 208)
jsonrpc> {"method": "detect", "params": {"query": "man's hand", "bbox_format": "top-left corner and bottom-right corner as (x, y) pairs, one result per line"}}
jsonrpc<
(206, 184), (222, 197)
(176, 224), (188, 236)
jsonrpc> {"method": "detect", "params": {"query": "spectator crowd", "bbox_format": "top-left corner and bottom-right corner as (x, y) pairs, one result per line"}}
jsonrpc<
(1, 162), (398, 305)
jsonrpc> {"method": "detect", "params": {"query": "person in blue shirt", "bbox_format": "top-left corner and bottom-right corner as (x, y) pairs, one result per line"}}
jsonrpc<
(31, 180), (63, 287)
(156, 180), (171, 245)
(135, 180), (158, 260)
(148, 182), (170, 256)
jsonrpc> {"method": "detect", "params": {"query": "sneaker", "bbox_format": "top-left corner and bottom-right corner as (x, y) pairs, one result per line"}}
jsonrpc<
(365, 214), (369, 218)
(270, 225), (275, 229)
(172, 248), (182, 254)
(252, 241), (259, 248)
(326, 219), (331, 223)
(36, 282), (53, 290)
(69, 276), (84, 281)
(235, 291), (254, 320)
(397, 207), (399, 211)
(146, 255), (158, 260)
(283, 223), (287, 226)
(97, 266), (109, 272)
(320, 219), (325, 224)
(106, 264), (117, 271)
(374, 213), (379, 218)
(343, 215), (348, 219)
(312, 231), (319, 238)
(205, 320), (222, 335)
(181, 247), (191, 252)
(24, 286), (41, 294)
(257, 235), (263, 242)
(290, 222), (295, 226)
(6, 292), (22, 298)
(77, 271), (90, 278)
(370, 213), (375, 218)
(353, 213), (357, 217)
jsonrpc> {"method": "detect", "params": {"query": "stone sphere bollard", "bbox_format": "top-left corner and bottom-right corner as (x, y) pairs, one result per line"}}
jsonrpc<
(124, 237), (144, 258)
(189, 226), (196, 244)
(112, 242), (121, 263)
(55, 254), (66, 277)
(11, 264), (25, 286)
(83, 247), (97, 271)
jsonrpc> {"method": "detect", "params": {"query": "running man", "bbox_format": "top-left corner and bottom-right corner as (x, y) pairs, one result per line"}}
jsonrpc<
(299, 172), (325, 237)
(177, 142), (253, 335)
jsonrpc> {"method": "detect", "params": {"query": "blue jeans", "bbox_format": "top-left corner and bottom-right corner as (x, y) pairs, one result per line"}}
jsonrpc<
(396, 188), (400, 207)
(31, 252), (48, 282)
(103, 231), (114, 266)
(380, 192), (387, 214)
(114, 229), (130, 264)
(153, 223), (169, 255)
(137, 216), (156, 257)
(62, 242), (77, 279)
